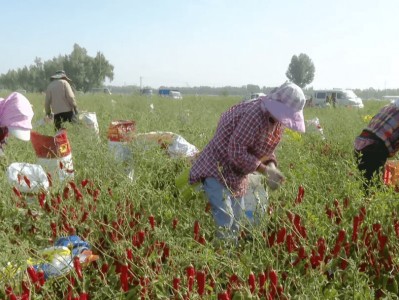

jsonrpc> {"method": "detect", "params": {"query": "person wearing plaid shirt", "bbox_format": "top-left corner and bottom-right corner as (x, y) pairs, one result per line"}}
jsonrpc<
(189, 82), (307, 241)
(355, 101), (399, 190)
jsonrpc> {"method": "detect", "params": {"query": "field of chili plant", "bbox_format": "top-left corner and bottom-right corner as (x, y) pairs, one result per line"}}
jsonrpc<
(0, 92), (398, 299)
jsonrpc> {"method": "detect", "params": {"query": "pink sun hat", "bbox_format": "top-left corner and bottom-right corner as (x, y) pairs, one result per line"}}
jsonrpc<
(0, 92), (34, 141)
(260, 82), (306, 133)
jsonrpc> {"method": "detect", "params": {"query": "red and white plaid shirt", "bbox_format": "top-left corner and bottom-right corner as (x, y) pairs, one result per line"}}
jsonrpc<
(189, 98), (282, 197)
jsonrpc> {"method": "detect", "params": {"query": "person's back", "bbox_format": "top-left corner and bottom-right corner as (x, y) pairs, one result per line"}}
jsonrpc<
(46, 79), (76, 115)
(45, 70), (78, 130)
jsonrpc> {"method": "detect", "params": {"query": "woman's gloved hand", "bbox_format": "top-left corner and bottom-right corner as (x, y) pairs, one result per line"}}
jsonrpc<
(263, 162), (285, 190)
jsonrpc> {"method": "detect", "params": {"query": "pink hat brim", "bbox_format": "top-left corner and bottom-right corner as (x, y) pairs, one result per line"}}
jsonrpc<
(263, 99), (305, 133)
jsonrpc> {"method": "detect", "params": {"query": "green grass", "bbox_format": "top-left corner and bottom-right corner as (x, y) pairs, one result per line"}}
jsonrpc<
(0, 93), (397, 299)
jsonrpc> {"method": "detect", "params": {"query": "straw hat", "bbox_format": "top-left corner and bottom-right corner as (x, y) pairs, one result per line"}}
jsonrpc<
(50, 70), (72, 81)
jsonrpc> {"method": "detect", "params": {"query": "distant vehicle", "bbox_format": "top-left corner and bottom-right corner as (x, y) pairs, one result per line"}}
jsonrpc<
(383, 96), (399, 100)
(91, 88), (112, 95)
(158, 88), (183, 99)
(141, 88), (153, 96)
(169, 91), (183, 99)
(313, 89), (364, 108)
(250, 92), (266, 100)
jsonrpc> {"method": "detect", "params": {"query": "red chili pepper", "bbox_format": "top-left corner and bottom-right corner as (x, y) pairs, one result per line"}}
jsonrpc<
(359, 206), (366, 222)
(372, 223), (382, 232)
(343, 196), (350, 208)
(229, 273), (239, 289)
(79, 292), (88, 300)
(21, 280), (30, 297)
(46, 172), (53, 187)
(5, 285), (17, 300)
(276, 227), (286, 244)
(286, 211), (294, 223)
(248, 271), (256, 294)
(258, 271), (266, 296)
(295, 185), (305, 204)
(37, 269), (45, 286)
(63, 186), (70, 199)
(100, 262), (109, 280)
(92, 189), (100, 201)
(12, 187), (22, 198)
(286, 234), (296, 253)
(73, 256), (83, 280)
(337, 229), (346, 244)
(325, 206), (334, 220)
(37, 192), (46, 208)
(378, 233), (388, 251)
(140, 276), (149, 299)
(309, 249), (321, 268)
(198, 235), (206, 245)
(27, 266), (38, 283)
(173, 276), (181, 296)
(293, 214), (302, 233)
(267, 231), (276, 247)
(74, 189), (83, 201)
(81, 179), (89, 188)
(317, 237), (326, 258)
(194, 220), (200, 240)
(268, 269), (278, 287)
(23, 176), (31, 188)
(120, 263), (129, 292)
(172, 218), (178, 229)
(394, 220), (399, 237)
(217, 291), (231, 300)
(196, 270), (206, 296)
(138, 230), (146, 246)
(149, 214), (155, 230)
(186, 264), (195, 293)
(352, 215), (361, 242)
(80, 211), (89, 223)
(126, 248), (133, 261)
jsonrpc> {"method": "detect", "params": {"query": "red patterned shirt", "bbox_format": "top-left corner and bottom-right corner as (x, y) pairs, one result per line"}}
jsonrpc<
(189, 98), (282, 197)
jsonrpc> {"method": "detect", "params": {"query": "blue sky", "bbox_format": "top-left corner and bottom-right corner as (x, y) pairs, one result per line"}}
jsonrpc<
(1, 0), (398, 89)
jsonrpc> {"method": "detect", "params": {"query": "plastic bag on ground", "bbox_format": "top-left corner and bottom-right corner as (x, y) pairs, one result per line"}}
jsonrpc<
(7, 162), (50, 193)
(29, 235), (99, 279)
(135, 131), (199, 158)
(305, 117), (325, 140)
(78, 111), (100, 138)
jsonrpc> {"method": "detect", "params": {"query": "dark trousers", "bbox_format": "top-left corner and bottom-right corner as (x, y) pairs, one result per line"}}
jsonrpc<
(54, 111), (74, 130)
(355, 140), (389, 191)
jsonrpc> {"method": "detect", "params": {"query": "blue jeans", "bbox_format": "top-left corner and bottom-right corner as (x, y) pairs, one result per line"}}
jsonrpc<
(203, 177), (244, 240)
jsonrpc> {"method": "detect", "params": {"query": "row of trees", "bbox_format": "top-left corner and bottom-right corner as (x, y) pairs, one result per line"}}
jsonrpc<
(0, 44), (114, 93)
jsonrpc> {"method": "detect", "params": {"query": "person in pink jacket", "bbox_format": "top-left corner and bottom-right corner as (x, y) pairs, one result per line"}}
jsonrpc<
(0, 92), (34, 155)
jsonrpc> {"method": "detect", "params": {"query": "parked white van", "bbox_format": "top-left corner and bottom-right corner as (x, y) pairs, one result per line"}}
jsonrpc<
(312, 89), (364, 108)
(250, 92), (266, 100)
(169, 91), (183, 100)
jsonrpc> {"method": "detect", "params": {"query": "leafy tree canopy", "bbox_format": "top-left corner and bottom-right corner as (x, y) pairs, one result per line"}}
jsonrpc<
(0, 44), (114, 93)
(286, 53), (315, 88)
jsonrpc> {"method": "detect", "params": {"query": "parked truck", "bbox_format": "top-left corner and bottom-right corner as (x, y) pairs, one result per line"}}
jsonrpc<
(158, 88), (183, 99)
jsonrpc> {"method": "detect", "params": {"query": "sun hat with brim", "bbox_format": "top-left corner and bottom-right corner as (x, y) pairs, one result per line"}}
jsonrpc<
(50, 70), (72, 81)
(261, 82), (306, 133)
(0, 92), (34, 133)
(8, 127), (31, 141)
